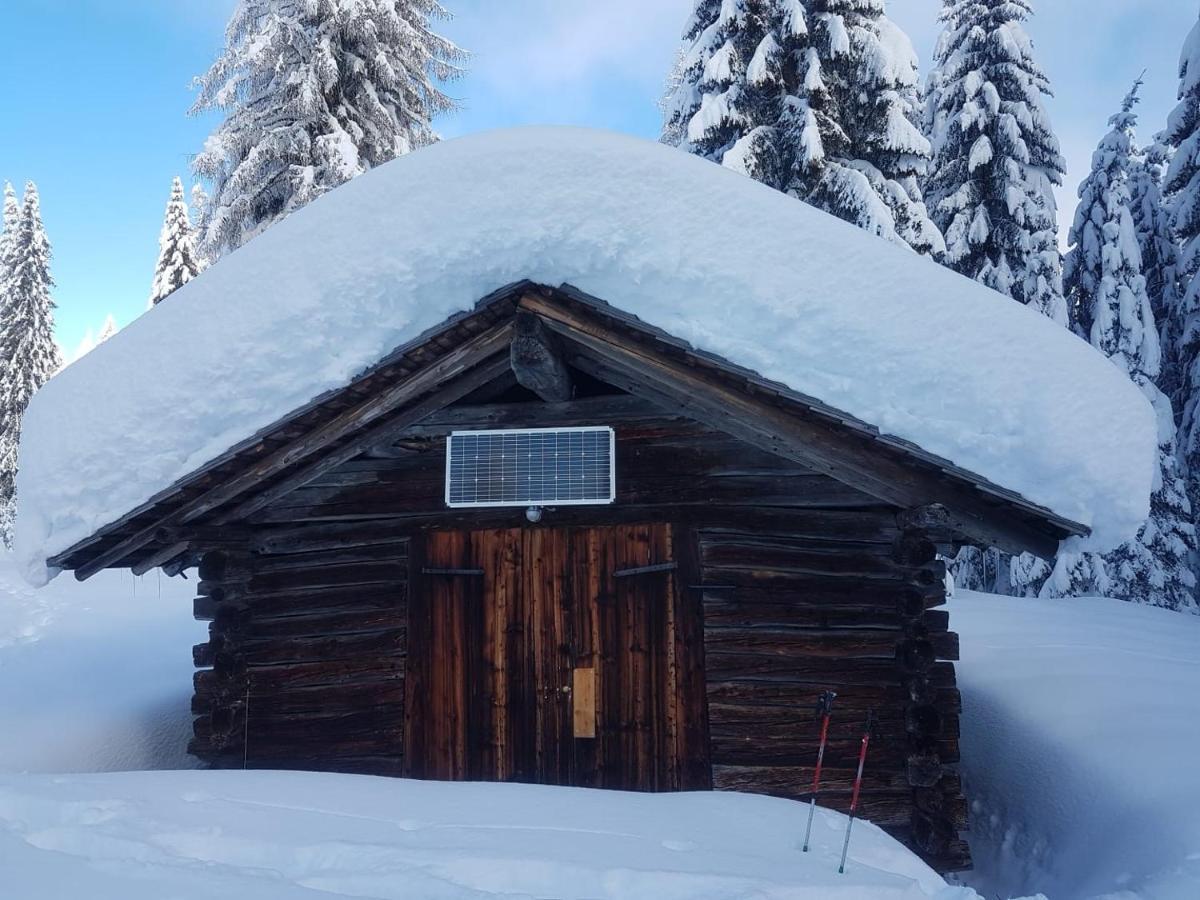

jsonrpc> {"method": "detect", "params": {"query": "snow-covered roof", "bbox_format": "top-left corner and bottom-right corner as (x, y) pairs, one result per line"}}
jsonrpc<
(15, 127), (1155, 583)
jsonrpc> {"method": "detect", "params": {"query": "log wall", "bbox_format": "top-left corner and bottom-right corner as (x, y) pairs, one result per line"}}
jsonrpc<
(698, 526), (968, 870)
(189, 541), (409, 774)
(187, 406), (970, 871)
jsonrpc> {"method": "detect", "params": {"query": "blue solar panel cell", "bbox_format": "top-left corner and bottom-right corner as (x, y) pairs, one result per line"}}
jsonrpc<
(445, 427), (615, 508)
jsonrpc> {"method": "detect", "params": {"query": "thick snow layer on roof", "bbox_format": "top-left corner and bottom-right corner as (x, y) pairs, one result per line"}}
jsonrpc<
(15, 127), (1154, 583)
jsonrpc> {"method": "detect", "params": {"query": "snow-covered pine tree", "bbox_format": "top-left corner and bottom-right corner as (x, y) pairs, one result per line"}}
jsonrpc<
(924, 0), (1068, 323)
(1130, 138), (1183, 402)
(1064, 84), (1155, 343)
(1043, 83), (1196, 610)
(663, 0), (941, 254)
(0, 183), (62, 543)
(192, 0), (465, 258)
(799, 0), (943, 255)
(663, 0), (793, 186)
(0, 183), (18, 284)
(149, 176), (205, 306)
(1166, 10), (1200, 559)
(659, 47), (689, 147)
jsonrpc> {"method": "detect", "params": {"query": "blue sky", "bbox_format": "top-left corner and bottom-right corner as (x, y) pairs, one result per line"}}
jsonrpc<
(0, 0), (1195, 353)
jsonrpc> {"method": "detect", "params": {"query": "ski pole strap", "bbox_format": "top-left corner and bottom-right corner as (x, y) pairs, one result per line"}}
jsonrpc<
(814, 690), (837, 718)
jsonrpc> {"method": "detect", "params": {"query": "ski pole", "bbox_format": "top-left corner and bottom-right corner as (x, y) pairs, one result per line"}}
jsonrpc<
(838, 710), (876, 875)
(802, 690), (837, 852)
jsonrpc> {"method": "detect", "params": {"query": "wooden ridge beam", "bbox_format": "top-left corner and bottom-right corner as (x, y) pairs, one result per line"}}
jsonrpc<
(71, 322), (514, 580)
(518, 293), (1060, 558)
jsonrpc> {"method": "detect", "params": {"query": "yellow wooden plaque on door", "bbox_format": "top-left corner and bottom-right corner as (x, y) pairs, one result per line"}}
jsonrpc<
(573, 667), (596, 739)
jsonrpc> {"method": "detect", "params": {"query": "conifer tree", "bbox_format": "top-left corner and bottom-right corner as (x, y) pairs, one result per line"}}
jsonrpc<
(924, 0), (1067, 323)
(1035, 84), (1197, 610)
(1130, 139), (1183, 401)
(659, 47), (689, 147)
(0, 183), (18, 287)
(663, 0), (793, 184)
(801, 1), (943, 254)
(0, 183), (62, 543)
(663, 0), (942, 254)
(1064, 84), (1160, 351)
(192, 0), (465, 258)
(1166, 10), (1200, 552)
(149, 177), (205, 306)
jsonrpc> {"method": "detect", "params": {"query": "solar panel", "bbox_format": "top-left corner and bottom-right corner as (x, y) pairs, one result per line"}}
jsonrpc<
(445, 426), (615, 508)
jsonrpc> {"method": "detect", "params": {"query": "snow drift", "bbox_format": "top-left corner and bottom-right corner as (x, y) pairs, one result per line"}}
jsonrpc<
(954, 591), (1200, 899)
(0, 770), (983, 899)
(14, 127), (1155, 583)
(0, 556), (200, 773)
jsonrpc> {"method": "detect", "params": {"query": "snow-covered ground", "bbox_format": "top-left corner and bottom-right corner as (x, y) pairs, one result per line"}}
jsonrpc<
(0, 770), (983, 900)
(953, 591), (1200, 900)
(2, 554), (1198, 898)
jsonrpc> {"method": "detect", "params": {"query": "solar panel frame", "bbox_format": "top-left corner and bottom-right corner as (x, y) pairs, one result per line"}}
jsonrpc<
(444, 426), (616, 508)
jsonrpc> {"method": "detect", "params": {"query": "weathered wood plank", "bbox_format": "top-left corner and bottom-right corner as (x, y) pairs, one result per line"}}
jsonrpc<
(394, 394), (672, 437)
(702, 627), (957, 661)
(705, 680), (961, 715)
(196, 627), (406, 668)
(702, 598), (950, 632)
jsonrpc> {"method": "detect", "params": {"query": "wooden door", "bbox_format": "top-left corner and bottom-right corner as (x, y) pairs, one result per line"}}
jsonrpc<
(402, 523), (710, 791)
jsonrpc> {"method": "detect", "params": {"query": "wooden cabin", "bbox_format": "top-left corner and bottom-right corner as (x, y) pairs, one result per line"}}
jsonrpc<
(44, 281), (1089, 873)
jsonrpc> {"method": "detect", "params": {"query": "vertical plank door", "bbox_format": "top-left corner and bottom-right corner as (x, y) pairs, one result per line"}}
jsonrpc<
(403, 524), (709, 792)
(403, 528), (517, 781)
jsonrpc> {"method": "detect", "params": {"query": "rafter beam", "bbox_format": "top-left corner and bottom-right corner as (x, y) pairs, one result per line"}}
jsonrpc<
(130, 540), (192, 577)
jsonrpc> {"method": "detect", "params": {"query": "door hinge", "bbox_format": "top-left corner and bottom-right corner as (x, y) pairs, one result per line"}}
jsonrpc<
(613, 561), (677, 578)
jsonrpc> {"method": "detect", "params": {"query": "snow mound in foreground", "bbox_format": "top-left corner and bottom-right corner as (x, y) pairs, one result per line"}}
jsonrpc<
(15, 127), (1153, 583)
(0, 770), (984, 899)
(954, 591), (1200, 900)
(0, 555), (201, 773)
